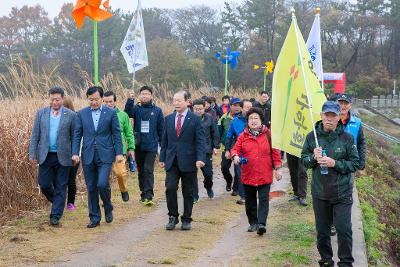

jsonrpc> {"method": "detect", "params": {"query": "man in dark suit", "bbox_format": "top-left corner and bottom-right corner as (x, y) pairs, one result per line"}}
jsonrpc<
(159, 91), (206, 231)
(29, 87), (77, 226)
(72, 86), (123, 228)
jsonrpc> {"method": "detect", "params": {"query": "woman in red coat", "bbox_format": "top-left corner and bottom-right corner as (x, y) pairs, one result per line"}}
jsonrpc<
(231, 107), (282, 235)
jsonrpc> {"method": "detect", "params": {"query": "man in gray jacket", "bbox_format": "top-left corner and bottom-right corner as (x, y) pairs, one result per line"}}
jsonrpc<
(29, 87), (77, 226)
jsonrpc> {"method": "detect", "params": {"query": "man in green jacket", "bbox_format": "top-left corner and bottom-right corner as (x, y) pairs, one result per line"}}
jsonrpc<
(301, 101), (359, 267)
(218, 97), (241, 192)
(104, 91), (135, 202)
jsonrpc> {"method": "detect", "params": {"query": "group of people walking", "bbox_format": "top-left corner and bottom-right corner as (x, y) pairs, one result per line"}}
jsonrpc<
(29, 85), (365, 267)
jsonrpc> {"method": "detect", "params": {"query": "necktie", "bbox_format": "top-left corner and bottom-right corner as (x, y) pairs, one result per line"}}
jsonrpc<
(176, 114), (183, 137)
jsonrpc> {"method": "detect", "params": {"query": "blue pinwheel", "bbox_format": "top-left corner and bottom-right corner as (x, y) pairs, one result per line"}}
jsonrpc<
(216, 47), (241, 95)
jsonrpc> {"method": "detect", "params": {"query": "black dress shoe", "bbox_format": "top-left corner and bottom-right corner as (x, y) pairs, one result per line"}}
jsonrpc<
(87, 221), (100, 228)
(50, 217), (60, 227)
(257, 224), (266, 236)
(226, 184), (232, 192)
(181, 221), (192, 231)
(105, 212), (113, 223)
(207, 189), (214, 199)
(165, 216), (179, 230)
(121, 191), (129, 202)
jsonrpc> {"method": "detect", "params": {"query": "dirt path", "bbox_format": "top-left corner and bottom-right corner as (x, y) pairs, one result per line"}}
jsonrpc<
(53, 169), (236, 267)
(193, 171), (291, 267)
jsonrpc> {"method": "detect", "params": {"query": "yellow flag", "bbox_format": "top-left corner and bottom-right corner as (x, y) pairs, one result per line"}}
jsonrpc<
(271, 16), (326, 157)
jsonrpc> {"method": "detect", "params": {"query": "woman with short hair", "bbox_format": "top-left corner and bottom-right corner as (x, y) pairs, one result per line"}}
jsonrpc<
(231, 107), (282, 235)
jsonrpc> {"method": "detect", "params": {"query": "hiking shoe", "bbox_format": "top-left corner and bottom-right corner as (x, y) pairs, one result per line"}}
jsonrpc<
(207, 189), (214, 199)
(330, 226), (337, 236)
(298, 197), (308, 206)
(231, 190), (239, 196)
(166, 216), (179, 230)
(257, 224), (266, 236)
(193, 197), (199, 204)
(289, 195), (299, 202)
(236, 198), (245, 205)
(181, 221), (192, 231)
(67, 203), (76, 211)
(143, 199), (154, 206)
(247, 224), (258, 232)
(121, 192), (129, 202)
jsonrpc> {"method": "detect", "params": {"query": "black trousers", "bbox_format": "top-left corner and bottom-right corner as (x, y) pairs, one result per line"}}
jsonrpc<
(38, 152), (70, 219)
(193, 153), (213, 199)
(135, 149), (157, 200)
(313, 197), (354, 267)
(165, 158), (196, 222)
(221, 152), (238, 190)
(287, 153), (308, 198)
(67, 164), (79, 204)
(243, 183), (271, 226)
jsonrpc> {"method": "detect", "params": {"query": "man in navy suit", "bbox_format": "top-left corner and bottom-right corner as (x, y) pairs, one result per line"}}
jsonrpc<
(72, 86), (123, 228)
(159, 91), (206, 231)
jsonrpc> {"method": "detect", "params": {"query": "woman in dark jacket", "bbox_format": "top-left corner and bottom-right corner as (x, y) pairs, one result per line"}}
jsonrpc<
(231, 108), (282, 235)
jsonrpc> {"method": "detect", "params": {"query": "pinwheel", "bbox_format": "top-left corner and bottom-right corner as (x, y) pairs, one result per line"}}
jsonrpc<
(215, 47), (241, 96)
(253, 60), (274, 91)
(72, 0), (113, 85)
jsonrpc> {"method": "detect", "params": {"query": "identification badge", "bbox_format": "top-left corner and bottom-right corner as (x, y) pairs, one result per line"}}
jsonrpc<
(141, 120), (150, 133)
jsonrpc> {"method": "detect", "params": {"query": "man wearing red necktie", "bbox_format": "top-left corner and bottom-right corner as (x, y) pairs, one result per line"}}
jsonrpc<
(159, 91), (206, 231)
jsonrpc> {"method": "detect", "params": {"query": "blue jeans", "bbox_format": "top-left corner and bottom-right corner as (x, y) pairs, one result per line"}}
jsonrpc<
(38, 152), (70, 219)
(234, 164), (245, 198)
(82, 150), (113, 223)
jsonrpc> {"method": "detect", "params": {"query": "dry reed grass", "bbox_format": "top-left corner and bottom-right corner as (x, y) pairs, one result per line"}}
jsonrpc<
(0, 59), (258, 226)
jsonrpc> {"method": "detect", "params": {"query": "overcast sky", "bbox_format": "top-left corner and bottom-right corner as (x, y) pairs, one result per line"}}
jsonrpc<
(2, 0), (243, 17)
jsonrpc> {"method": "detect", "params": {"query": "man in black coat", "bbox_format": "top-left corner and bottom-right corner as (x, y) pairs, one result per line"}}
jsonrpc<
(159, 91), (206, 231)
(253, 91), (272, 128)
(192, 99), (220, 202)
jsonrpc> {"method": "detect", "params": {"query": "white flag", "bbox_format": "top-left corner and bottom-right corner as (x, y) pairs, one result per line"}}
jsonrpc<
(120, 0), (148, 73)
(306, 12), (323, 81)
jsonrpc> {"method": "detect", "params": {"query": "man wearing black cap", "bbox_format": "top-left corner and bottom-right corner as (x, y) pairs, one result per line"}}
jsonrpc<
(337, 93), (366, 175)
(301, 101), (359, 267)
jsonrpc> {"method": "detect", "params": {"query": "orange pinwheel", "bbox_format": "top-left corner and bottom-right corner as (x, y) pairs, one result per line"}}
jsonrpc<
(72, 0), (112, 29)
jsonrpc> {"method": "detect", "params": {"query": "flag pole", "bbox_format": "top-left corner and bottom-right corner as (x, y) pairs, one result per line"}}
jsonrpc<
(292, 8), (319, 147)
(93, 21), (99, 86)
(132, 48), (137, 91)
(315, 8), (325, 92)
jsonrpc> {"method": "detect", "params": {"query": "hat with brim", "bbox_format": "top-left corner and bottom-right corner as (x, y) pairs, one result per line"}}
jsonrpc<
(322, 101), (340, 115)
(337, 93), (352, 103)
(230, 97), (241, 105)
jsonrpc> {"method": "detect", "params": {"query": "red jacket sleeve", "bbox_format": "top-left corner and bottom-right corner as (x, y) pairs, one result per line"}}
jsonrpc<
(271, 148), (282, 168)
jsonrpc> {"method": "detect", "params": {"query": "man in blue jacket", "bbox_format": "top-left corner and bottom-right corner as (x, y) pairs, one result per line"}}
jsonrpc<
(125, 86), (164, 205)
(159, 91), (206, 231)
(72, 86), (123, 228)
(337, 94), (366, 173)
(225, 99), (253, 204)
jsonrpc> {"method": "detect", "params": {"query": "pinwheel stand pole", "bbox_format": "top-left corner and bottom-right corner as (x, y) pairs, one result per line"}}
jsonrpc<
(263, 70), (267, 92)
(224, 57), (229, 96)
(93, 21), (100, 86)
